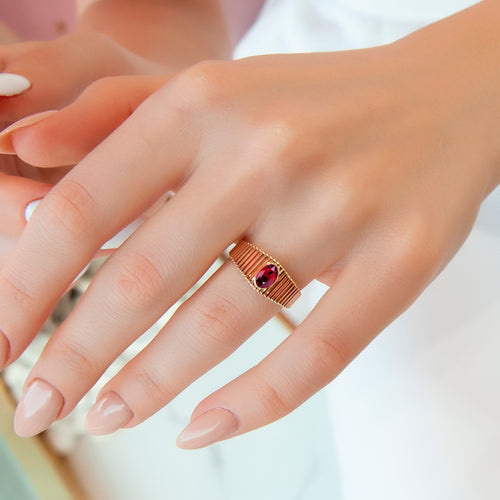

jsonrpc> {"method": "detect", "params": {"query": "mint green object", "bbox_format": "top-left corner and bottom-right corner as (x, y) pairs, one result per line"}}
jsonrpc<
(0, 434), (38, 500)
(0, 382), (75, 500)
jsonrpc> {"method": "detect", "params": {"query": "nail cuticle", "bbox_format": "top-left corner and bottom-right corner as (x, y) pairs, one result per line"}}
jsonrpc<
(86, 391), (133, 435)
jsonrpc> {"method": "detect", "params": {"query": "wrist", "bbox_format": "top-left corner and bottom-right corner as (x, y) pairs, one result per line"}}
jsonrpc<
(392, 0), (500, 194)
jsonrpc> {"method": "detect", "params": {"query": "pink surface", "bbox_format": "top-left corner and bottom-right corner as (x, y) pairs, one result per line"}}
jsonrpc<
(0, 0), (76, 40)
(219, 0), (265, 43)
(0, 0), (261, 44)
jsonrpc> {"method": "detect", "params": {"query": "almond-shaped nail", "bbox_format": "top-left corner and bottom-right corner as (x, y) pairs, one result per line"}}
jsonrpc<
(176, 408), (239, 449)
(86, 392), (133, 435)
(0, 110), (57, 154)
(0, 73), (31, 97)
(14, 379), (63, 437)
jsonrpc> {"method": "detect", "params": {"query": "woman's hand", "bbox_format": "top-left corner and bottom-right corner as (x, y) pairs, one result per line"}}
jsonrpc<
(0, 29), (165, 263)
(0, 31), (164, 123)
(1, 1), (499, 447)
(0, 74), (169, 267)
(0, 0), (232, 265)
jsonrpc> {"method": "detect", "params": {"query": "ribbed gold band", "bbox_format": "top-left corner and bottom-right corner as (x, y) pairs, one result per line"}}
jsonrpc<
(229, 240), (301, 308)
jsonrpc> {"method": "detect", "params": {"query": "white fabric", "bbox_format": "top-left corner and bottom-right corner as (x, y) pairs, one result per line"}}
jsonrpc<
(336, 0), (480, 21)
(235, 2), (500, 500)
(236, 0), (483, 56)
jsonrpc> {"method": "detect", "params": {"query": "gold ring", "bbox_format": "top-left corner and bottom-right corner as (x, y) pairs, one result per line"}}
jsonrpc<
(229, 240), (301, 308)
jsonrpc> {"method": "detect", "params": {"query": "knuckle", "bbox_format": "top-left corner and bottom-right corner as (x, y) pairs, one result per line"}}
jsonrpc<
(113, 250), (167, 310)
(191, 294), (244, 348)
(250, 119), (310, 193)
(84, 76), (121, 100)
(0, 272), (35, 311)
(132, 366), (168, 402)
(329, 177), (374, 235)
(307, 335), (347, 377)
(38, 179), (98, 243)
(256, 376), (292, 419)
(260, 119), (300, 168)
(172, 60), (230, 111)
(51, 341), (94, 375)
(83, 75), (139, 110)
(392, 212), (443, 277)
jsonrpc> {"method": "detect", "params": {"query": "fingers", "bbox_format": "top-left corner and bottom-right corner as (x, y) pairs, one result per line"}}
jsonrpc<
(0, 33), (158, 122)
(175, 237), (436, 449)
(12, 176), (256, 436)
(0, 171), (51, 369)
(0, 171), (51, 236)
(0, 38), (95, 120)
(84, 261), (279, 434)
(0, 81), (194, 368)
(0, 75), (169, 166)
(27, 209), (324, 436)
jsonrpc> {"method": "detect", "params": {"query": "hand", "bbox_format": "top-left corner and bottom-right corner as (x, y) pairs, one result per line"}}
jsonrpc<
(0, 0), (229, 265)
(1, 4), (499, 447)
(0, 74), (168, 267)
(0, 29), (166, 264)
(0, 31), (163, 123)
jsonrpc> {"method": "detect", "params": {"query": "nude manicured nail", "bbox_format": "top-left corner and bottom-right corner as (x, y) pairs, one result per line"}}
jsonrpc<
(0, 73), (31, 96)
(0, 110), (57, 154)
(24, 198), (42, 222)
(86, 392), (133, 435)
(176, 408), (239, 449)
(14, 379), (63, 437)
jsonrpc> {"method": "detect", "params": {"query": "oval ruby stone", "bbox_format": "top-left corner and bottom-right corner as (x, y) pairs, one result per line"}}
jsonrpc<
(255, 264), (278, 289)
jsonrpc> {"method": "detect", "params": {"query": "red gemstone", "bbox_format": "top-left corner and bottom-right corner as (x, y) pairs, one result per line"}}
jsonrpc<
(255, 264), (278, 289)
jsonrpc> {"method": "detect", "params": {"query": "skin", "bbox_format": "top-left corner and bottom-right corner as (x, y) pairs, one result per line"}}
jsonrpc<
(0, 0), (234, 264)
(0, 0), (499, 445)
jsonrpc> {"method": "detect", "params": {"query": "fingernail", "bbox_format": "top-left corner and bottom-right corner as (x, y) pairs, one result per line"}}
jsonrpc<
(14, 379), (64, 437)
(0, 110), (57, 154)
(0, 330), (10, 370)
(0, 73), (31, 97)
(176, 408), (239, 449)
(86, 392), (133, 435)
(24, 198), (42, 222)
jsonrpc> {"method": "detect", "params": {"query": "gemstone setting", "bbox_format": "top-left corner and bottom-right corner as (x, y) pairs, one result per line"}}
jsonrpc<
(254, 264), (279, 289)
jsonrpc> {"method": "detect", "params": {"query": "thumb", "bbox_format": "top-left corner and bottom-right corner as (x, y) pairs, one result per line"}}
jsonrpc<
(0, 74), (169, 167)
